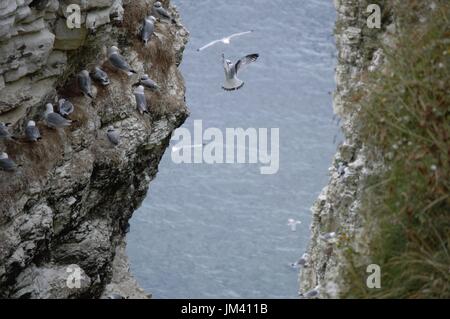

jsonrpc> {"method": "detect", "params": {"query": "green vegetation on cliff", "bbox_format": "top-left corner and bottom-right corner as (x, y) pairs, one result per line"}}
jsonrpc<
(346, 0), (449, 298)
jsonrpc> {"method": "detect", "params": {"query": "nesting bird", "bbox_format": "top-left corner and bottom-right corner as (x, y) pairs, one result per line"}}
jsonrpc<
(107, 126), (120, 146)
(58, 98), (75, 117)
(0, 152), (18, 172)
(44, 103), (72, 129)
(139, 74), (159, 90)
(25, 121), (41, 142)
(152, 1), (175, 23)
(296, 253), (310, 267)
(222, 53), (259, 91)
(0, 122), (14, 140)
(78, 70), (94, 98)
(299, 285), (321, 299)
(320, 232), (337, 243)
(107, 46), (137, 75)
(289, 253), (310, 269)
(133, 85), (149, 115)
(91, 66), (110, 86)
(141, 16), (157, 45)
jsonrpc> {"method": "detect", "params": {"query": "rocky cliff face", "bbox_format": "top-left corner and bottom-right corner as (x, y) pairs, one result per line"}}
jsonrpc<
(299, 0), (390, 297)
(0, 0), (189, 298)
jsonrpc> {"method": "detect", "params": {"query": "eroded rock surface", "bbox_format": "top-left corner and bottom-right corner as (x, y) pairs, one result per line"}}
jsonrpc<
(0, 0), (189, 298)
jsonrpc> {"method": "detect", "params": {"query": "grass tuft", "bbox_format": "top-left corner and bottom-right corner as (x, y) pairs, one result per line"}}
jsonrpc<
(344, 0), (450, 299)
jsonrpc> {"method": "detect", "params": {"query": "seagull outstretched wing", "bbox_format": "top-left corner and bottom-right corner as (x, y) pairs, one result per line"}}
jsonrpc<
(235, 53), (259, 74)
(197, 39), (222, 51)
(228, 30), (253, 40)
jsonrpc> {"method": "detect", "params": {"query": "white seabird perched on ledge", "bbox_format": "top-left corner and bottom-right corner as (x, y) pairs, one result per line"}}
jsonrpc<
(152, 1), (176, 23)
(78, 70), (94, 99)
(0, 152), (18, 172)
(222, 53), (259, 91)
(44, 103), (72, 129)
(58, 98), (74, 117)
(299, 285), (321, 299)
(197, 30), (254, 52)
(107, 46), (137, 76)
(0, 122), (14, 140)
(107, 126), (120, 146)
(141, 16), (157, 45)
(134, 85), (149, 115)
(320, 232), (337, 243)
(25, 121), (41, 142)
(140, 74), (159, 90)
(91, 66), (110, 86)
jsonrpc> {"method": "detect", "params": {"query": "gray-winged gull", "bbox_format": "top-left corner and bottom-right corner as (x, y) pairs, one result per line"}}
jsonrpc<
(134, 85), (149, 114)
(0, 122), (14, 140)
(289, 253), (310, 269)
(91, 66), (110, 86)
(152, 1), (175, 23)
(297, 253), (310, 267)
(107, 126), (120, 146)
(0, 152), (17, 172)
(25, 120), (41, 142)
(107, 293), (126, 299)
(107, 46), (137, 75)
(197, 30), (254, 52)
(58, 98), (74, 117)
(140, 74), (159, 90)
(141, 16), (156, 45)
(78, 70), (93, 98)
(44, 103), (72, 129)
(222, 53), (259, 91)
(320, 232), (337, 243)
(287, 218), (302, 232)
(299, 285), (320, 299)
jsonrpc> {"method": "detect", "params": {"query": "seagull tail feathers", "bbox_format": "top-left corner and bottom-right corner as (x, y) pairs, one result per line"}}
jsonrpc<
(222, 81), (244, 92)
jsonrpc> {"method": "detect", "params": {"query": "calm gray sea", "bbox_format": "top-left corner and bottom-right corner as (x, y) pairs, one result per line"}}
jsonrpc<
(127, 0), (338, 298)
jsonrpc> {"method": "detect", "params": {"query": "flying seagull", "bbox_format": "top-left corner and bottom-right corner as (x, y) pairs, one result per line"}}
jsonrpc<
(91, 66), (110, 86)
(58, 98), (74, 117)
(197, 30), (254, 52)
(0, 152), (18, 172)
(134, 85), (149, 114)
(152, 1), (175, 23)
(44, 103), (72, 129)
(139, 74), (159, 90)
(222, 53), (259, 91)
(107, 46), (137, 75)
(141, 16), (157, 45)
(287, 218), (302, 232)
(78, 70), (93, 98)
(25, 120), (41, 142)
(107, 126), (120, 146)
